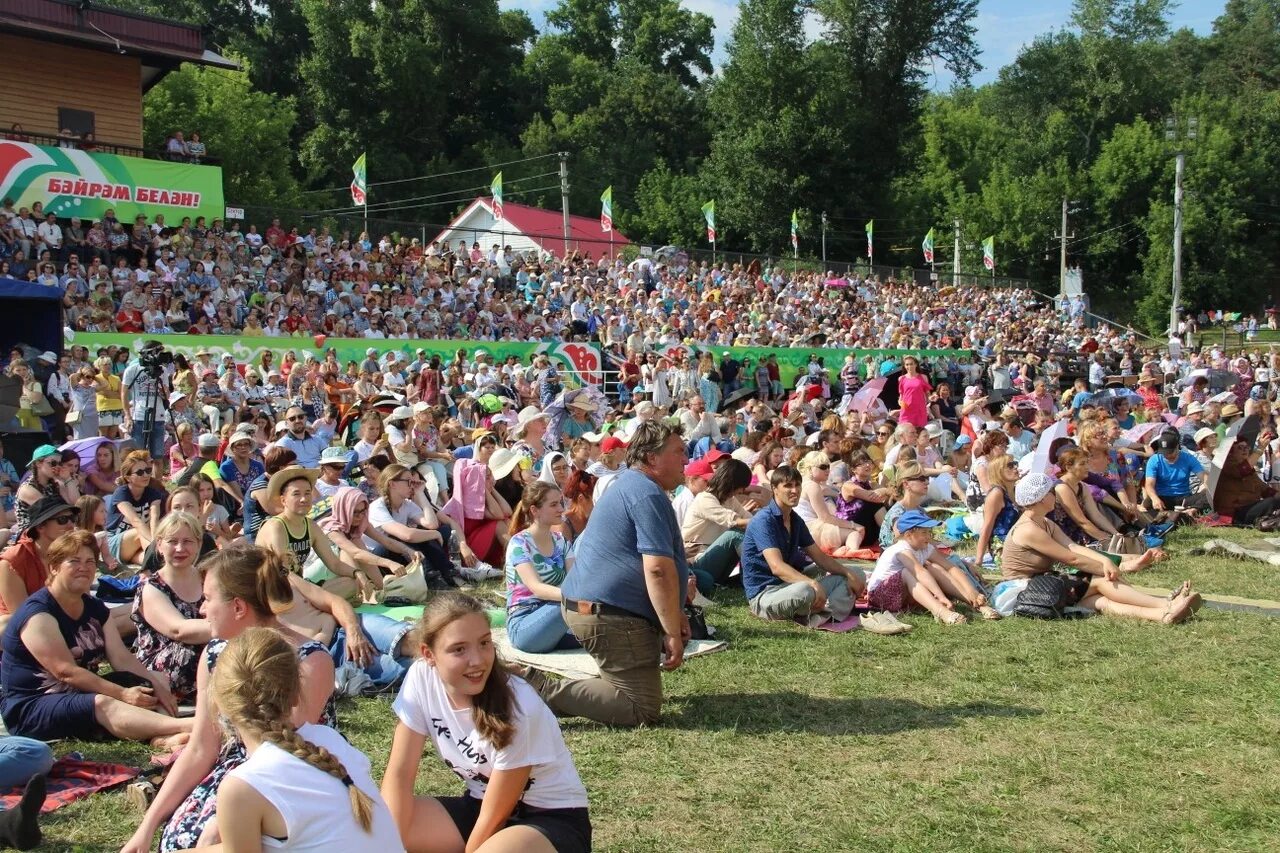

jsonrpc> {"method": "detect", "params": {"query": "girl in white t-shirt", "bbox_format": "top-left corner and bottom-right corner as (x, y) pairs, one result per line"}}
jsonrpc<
(867, 510), (999, 624)
(382, 593), (591, 853)
(213, 627), (405, 852)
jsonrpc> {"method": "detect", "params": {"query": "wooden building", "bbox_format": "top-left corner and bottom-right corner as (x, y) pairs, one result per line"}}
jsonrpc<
(0, 0), (234, 154)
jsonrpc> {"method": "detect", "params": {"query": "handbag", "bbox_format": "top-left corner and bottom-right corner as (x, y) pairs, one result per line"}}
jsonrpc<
(1104, 532), (1143, 556)
(27, 389), (53, 417)
(65, 409), (82, 425)
(379, 562), (431, 604)
(684, 603), (711, 640)
(1013, 572), (1092, 619)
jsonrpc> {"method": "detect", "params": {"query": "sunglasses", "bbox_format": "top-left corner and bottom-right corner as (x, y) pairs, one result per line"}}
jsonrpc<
(129, 469), (150, 477)
(904, 475), (928, 483)
(815, 464), (830, 471)
(49, 513), (77, 525)
(877, 431), (892, 437)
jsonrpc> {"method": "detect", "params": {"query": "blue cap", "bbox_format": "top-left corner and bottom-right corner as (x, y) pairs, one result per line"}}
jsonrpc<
(895, 509), (940, 533)
(954, 434), (973, 447)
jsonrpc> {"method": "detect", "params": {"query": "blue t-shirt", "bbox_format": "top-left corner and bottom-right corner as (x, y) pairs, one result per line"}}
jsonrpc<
(1144, 451), (1202, 497)
(560, 468), (688, 623)
(1, 589), (109, 716)
(242, 472), (271, 543)
(105, 484), (167, 534)
(741, 500), (815, 601)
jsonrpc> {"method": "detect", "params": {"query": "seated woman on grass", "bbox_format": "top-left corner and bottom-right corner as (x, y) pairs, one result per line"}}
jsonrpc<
(212, 628), (405, 852)
(105, 449), (165, 567)
(998, 473), (1196, 622)
(121, 545), (337, 853)
(0, 530), (190, 748)
(971, 452), (1022, 570)
(505, 481), (578, 654)
(131, 512), (210, 703)
(796, 451), (865, 552)
(867, 509), (1000, 625)
(1050, 447), (1120, 545)
(382, 593), (591, 853)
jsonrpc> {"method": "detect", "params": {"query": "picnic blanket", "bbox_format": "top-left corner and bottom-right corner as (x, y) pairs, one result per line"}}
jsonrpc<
(1190, 536), (1280, 566)
(0, 757), (139, 814)
(356, 603), (506, 627)
(494, 627), (728, 680)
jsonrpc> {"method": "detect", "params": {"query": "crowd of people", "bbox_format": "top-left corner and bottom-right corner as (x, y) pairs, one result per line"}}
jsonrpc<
(0, 211), (1273, 850)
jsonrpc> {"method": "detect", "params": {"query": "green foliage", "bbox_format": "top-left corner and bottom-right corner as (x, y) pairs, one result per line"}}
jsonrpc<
(142, 64), (302, 207)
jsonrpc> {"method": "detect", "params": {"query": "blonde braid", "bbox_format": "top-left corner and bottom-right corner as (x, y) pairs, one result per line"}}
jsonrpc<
(212, 628), (374, 833)
(258, 721), (374, 833)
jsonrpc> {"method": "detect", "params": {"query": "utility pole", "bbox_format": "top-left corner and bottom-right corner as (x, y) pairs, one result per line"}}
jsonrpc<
(1166, 115), (1197, 339)
(1054, 198), (1075, 298)
(558, 151), (570, 257)
(821, 211), (827, 270)
(953, 218), (961, 284)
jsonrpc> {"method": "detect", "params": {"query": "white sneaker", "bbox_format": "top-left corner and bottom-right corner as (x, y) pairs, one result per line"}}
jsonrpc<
(460, 562), (503, 582)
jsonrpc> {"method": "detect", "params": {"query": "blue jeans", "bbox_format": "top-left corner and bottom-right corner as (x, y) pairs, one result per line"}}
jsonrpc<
(506, 602), (580, 653)
(0, 736), (54, 788)
(689, 529), (745, 594)
(130, 418), (167, 460)
(329, 613), (414, 688)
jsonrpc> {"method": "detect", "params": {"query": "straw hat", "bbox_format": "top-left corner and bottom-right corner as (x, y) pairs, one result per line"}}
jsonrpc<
(265, 467), (319, 503)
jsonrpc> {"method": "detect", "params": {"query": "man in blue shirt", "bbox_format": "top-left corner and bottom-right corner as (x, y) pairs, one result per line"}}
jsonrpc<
(531, 420), (690, 727)
(1144, 430), (1209, 511)
(741, 465), (865, 622)
(277, 405), (328, 468)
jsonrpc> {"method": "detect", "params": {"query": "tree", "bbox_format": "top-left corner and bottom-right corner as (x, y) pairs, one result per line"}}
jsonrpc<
(143, 63), (302, 207)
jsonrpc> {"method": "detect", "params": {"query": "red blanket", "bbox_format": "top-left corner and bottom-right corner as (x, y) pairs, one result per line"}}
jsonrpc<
(0, 757), (139, 814)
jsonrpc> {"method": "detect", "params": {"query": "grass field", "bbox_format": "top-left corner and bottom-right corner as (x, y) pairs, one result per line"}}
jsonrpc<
(39, 524), (1280, 852)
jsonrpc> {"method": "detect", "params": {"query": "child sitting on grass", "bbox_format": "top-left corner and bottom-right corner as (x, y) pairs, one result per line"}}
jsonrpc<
(867, 509), (1000, 624)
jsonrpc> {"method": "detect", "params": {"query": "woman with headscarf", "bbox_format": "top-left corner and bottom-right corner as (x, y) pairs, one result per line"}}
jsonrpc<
(536, 451), (570, 490)
(321, 487), (419, 587)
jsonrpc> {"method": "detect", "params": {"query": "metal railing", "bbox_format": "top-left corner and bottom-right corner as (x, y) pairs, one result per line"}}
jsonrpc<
(0, 126), (220, 165)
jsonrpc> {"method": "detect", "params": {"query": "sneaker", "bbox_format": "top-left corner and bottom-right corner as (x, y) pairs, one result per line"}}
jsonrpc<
(460, 561), (504, 582)
(860, 611), (912, 636)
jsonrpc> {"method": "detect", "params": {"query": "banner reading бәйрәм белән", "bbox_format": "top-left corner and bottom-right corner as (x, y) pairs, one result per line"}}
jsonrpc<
(0, 142), (224, 223)
(70, 333), (605, 387)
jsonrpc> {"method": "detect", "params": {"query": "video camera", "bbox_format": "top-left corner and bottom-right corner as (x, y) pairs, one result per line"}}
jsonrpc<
(138, 342), (174, 373)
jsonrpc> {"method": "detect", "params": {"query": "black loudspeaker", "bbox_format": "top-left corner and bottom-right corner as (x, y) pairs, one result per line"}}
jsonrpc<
(0, 376), (21, 425)
(913, 268), (935, 287)
(0, 430), (52, 472)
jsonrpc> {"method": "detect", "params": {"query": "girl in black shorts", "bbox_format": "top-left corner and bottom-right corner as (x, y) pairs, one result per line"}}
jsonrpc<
(382, 593), (591, 853)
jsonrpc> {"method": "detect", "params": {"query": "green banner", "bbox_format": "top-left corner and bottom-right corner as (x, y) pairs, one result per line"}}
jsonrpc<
(0, 141), (224, 223)
(69, 333), (604, 387)
(650, 344), (973, 389)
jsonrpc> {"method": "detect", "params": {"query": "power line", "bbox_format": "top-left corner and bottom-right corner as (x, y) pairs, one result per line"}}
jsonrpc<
(304, 184), (563, 219)
(305, 172), (559, 215)
(295, 153), (559, 196)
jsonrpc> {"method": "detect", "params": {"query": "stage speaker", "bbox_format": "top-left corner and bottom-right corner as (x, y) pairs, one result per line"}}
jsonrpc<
(0, 376), (21, 425)
(0, 430), (52, 471)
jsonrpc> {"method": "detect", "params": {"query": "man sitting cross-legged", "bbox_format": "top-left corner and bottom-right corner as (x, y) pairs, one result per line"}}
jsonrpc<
(740, 464), (866, 623)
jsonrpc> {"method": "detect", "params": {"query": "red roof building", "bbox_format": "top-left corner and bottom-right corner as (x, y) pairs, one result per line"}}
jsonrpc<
(433, 196), (630, 260)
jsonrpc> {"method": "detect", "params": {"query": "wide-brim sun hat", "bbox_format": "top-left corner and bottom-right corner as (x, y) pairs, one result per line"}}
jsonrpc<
(265, 466), (320, 503)
(488, 447), (521, 480)
(513, 406), (549, 437)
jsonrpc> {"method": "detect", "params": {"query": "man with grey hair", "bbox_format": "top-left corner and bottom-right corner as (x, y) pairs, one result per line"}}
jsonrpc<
(528, 419), (690, 726)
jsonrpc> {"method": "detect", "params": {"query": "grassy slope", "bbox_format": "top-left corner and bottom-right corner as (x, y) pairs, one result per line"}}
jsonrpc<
(41, 526), (1280, 852)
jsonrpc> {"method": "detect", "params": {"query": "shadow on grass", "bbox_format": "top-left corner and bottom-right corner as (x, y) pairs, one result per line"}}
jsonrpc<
(667, 692), (1042, 736)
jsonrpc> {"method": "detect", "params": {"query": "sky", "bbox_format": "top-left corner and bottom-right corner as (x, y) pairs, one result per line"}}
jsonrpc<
(500, 0), (1229, 88)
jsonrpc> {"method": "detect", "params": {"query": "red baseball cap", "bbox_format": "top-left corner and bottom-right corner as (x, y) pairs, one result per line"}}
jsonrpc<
(702, 448), (729, 465)
(600, 436), (628, 454)
(684, 459), (713, 479)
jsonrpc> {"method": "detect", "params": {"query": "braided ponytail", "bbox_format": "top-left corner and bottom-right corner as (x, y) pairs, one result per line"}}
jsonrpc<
(212, 627), (374, 833)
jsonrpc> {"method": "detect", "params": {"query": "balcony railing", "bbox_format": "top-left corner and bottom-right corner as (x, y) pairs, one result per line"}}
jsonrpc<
(0, 126), (220, 165)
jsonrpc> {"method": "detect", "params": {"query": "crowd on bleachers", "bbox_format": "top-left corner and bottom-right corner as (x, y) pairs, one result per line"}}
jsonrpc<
(0, 211), (1276, 850)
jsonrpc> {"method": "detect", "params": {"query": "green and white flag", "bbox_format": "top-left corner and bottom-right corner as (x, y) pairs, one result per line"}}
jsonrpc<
(702, 200), (716, 243)
(982, 235), (995, 271)
(350, 153), (366, 206)
(922, 227), (935, 264)
(600, 185), (613, 232)
(491, 171), (503, 221)
(866, 219), (874, 262)
(790, 210), (799, 250)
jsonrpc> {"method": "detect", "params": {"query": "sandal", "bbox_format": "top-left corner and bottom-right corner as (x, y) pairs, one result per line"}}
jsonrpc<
(976, 604), (1002, 620)
(934, 610), (968, 626)
(1167, 580), (1192, 600)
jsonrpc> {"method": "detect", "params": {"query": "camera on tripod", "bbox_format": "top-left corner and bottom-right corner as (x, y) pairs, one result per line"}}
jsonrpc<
(138, 343), (174, 374)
